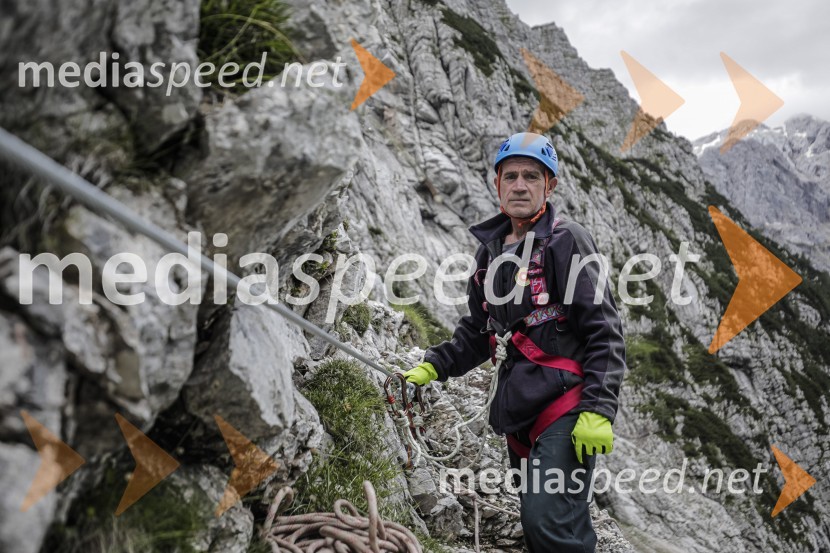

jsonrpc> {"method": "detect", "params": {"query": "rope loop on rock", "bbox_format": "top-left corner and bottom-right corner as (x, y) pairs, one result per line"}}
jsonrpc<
(262, 481), (423, 553)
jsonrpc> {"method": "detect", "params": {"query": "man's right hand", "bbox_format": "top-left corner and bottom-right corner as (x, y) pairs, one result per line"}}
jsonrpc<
(403, 362), (438, 385)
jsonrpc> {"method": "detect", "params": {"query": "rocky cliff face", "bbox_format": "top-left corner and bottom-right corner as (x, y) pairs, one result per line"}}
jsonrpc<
(1, 0), (829, 552)
(694, 115), (830, 272)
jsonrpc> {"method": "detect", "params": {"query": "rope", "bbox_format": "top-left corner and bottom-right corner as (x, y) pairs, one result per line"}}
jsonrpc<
(454, 486), (521, 553)
(393, 332), (512, 471)
(262, 481), (423, 553)
(0, 127), (396, 379)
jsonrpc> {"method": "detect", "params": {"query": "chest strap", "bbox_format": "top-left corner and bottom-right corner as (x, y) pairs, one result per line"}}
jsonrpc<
(482, 218), (567, 325)
(510, 331), (583, 376)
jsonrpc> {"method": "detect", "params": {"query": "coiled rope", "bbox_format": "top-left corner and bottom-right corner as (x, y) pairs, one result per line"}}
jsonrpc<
(262, 481), (423, 553)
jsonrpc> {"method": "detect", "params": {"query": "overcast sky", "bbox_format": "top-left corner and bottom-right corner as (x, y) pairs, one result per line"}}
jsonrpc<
(504, 0), (830, 141)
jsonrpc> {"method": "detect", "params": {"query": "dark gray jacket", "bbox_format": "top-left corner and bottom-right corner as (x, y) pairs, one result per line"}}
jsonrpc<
(424, 202), (626, 435)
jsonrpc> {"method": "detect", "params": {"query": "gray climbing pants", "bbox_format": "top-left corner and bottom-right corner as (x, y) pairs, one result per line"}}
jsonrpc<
(507, 411), (597, 553)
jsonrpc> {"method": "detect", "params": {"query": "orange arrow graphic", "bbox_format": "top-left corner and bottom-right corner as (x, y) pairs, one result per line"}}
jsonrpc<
(214, 415), (280, 516)
(521, 48), (584, 135)
(707, 207), (801, 353)
(620, 51), (685, 152)
(720, 52), (784, 153)
(20, 410), (85, 511)
(771, 445), (816, 517)
(350, 39), (395, 110)
(115, 413), (180, 516)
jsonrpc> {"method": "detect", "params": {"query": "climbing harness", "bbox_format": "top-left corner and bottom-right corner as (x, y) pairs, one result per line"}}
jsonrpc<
(262, 480), (424, 552)
(397, 216), (585, 466)
(486, 218), (587, 460)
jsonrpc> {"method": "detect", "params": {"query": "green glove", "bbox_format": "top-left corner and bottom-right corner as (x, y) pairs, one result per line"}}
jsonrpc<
(403, 362), (438, 385)
(571, 411), (614, 464)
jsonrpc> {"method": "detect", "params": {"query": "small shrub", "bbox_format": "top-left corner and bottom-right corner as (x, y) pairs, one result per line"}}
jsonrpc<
(368, 226), (385, 238)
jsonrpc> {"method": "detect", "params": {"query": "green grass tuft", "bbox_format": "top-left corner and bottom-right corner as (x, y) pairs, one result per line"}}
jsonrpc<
(42, 465), (209, 553)
(342, 303), (372, 335)
(393, 302), (452, 349)
(293, 359), (408, 524)
(198, 0), (299, 88)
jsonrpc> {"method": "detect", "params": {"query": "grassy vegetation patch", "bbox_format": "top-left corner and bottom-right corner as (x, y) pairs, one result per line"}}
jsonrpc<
(198, 0), (298, 88)
(292, 359), (405, 520)
(42, 466), (209, 553)
(368, 226), (385, 238)
(625, 330), (685, 386)
(509, 68), (539, 102)
(393, 302), (452, 349)
(627, 279), (671, 322)
(638, 392), (757, 469)
(321, 229), (339, 253)
(437, 4), (538, 104)
(682, 341), (749, 408)
(439, 7), (502, 77)
(781, 363), (830, 430)
(636, 391), (814, 544)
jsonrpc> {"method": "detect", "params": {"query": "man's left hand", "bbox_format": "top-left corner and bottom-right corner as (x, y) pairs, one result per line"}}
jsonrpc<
(571, 411), (613, 463)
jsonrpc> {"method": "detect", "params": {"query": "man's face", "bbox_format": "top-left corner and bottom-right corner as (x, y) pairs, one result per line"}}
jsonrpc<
(494, 157), (557, 218)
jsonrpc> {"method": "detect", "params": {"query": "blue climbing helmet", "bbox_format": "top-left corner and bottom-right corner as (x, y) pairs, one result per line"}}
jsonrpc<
(493, 132), (558, 177)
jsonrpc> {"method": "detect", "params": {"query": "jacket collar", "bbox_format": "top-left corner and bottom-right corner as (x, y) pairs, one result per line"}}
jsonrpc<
(469, 201), (558, 247)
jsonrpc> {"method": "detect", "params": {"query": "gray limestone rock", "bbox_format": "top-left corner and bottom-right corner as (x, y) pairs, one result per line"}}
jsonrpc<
(695, 115), (830, 272)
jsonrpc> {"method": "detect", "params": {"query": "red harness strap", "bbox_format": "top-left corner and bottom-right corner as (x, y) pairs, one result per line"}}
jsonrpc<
(488, 331), (582, 373)
(502, 330), (585, 459)
(510, 331), (583, 377)
(506, 385), (583, 459)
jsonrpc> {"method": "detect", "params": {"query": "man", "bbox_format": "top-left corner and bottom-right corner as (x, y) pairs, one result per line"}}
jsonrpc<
(404, 132), (626, 552)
